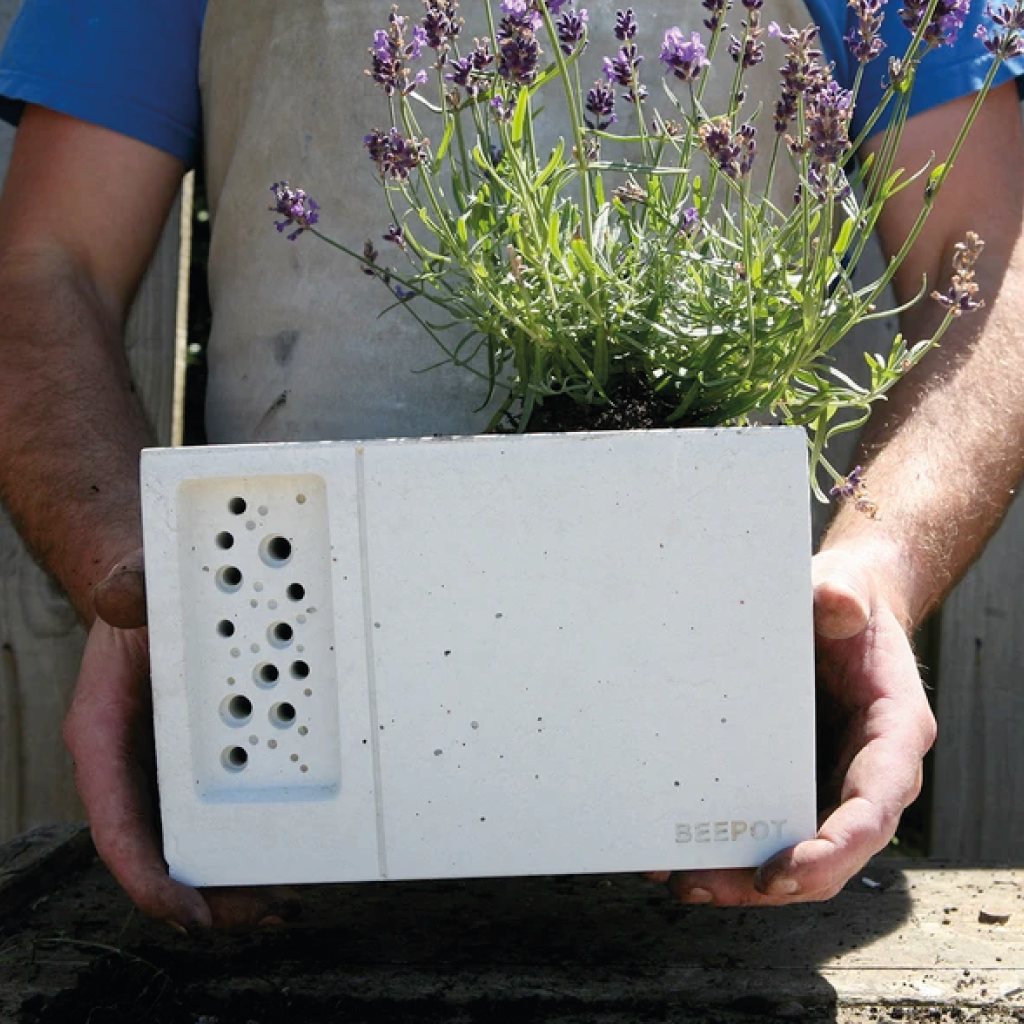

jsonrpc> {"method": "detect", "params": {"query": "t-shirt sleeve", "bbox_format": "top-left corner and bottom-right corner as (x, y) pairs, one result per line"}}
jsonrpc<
(0, 0), (206, 166)
(833, 1), (1024, 140)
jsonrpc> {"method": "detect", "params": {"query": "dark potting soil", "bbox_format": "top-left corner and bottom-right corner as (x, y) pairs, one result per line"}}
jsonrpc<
(511, 376), (682, 433)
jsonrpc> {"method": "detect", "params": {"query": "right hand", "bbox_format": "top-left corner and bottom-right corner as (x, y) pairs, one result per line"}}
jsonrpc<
(63, 552), (301, 932)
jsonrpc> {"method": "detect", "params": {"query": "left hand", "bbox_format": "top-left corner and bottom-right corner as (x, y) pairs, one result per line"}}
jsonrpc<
(649, 546), (937, 905)
(65, 554), (303, 932)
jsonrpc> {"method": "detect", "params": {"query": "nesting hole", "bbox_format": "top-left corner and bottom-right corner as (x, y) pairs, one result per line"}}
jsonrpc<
(228, 497), (247, 515)
(220, 694), (253, 725)
(215, 531), (235, 550)
(268, 622), (294, 648)
(287, 583), (305, 602)
(254, 663), (280, 687)
(217, 619), (235, 638)
(222, 746), (248, 771)
(216, 566), (243, 593)
(270, 702), (297, 728)
(259, 535), (292, 567)
(291, 660), (310, 680)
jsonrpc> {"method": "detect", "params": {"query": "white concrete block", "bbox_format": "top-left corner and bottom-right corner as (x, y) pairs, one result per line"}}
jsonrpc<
(142, 428), (816, 887)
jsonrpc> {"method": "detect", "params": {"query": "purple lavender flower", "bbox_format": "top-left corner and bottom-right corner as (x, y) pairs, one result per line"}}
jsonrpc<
(702, 0), (732, 33)
(615, 8), (639, 40)
(546, 0), (572, 12)
(932, 231), (986, 315)
(737, 123), (757, 175)
(806, 79), (853, 166)
(270, 182), (320, 241)
(491, 95), (515, 122)
(557, 6), (589, 54)
(472, 39), (495, 69)
(661, 27), (708, 82)
(829, 465), (864, 500)
(364, 127), (429, 180)
(699, 117), (756, 178)
(728, 9), (765, 67)
(394, 284), (416, 301)
(501, 0), (542, 33)
(368, 10), (429, 96)
(979, 2), (1024, 57)
(498, 1), (543, 85)
(498, 31), (542, 84)
(585, 80), (617, 129)
(446, 40), (493, 95)
(770, 23), (827, 134)
(446, 53), (475, 87)
(899, 0), (970, 47)
(844, 0), (885, 63)
(678, 205), (700, 235)
(420, 0), (461, 52)
(383, 224), (407, 249)
(604, 44), (639, 84)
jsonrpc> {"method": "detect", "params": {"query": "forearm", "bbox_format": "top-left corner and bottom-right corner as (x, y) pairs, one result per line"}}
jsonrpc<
(822, 236), (1024, 630)
(0, 247), (154, 622)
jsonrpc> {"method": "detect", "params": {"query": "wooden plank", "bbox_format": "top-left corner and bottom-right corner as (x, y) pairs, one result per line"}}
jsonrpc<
(0, 1), (188, 839)
(0, 822), (92, 916)
(932, 492), (1024, 860)
(0, 843), (1021, 1020)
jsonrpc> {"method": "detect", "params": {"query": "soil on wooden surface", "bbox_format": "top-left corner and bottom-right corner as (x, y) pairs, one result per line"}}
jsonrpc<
(6, 840), (1024, 1024)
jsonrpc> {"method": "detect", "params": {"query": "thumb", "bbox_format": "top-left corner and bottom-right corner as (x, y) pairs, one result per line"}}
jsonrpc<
(93, 551), (148, 629)
(812, 549), (872, 640)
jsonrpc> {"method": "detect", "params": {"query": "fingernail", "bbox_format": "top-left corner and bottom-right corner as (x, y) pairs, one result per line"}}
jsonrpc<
(258, 915), (286, 929)
(766, 877), (800, 897)
(687, 887), (714, 904)
(166, 921), (190, 938)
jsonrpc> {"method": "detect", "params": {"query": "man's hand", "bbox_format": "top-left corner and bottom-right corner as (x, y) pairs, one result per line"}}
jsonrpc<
(649, 547), (935, 905)
(63, 554), (302, 932)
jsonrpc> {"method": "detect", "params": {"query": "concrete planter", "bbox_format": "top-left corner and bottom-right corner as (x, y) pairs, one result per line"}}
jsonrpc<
(142, 427), (816, 887)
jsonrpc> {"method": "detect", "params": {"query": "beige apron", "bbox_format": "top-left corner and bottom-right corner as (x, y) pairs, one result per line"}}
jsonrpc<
(199, 0), (813, 442)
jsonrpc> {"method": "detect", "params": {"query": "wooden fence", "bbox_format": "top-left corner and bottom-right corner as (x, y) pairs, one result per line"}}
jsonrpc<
(0, 0), (1019, 861)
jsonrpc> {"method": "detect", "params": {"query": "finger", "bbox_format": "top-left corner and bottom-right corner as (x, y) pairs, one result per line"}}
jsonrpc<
(644, 871), (672, 883)
(754, 702), (931, 900)
(93, 552), (148, 629)
(752, 795), (902, 902)
(664, 867), (812, 907)
(812, 550), (872, 640)
(202, 886), (304, 932)
(65, 622), (211, 930)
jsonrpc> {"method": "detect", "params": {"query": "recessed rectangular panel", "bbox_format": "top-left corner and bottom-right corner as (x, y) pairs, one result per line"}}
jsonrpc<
(175, 474), (339, 800)
(142, 429), (815, 886)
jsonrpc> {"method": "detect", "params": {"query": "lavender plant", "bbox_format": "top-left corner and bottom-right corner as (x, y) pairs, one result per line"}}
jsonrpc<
(270, 0), (1024, 503)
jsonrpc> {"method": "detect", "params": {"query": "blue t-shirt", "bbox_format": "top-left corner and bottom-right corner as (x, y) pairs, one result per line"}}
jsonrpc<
(0, 1), (1019, 167)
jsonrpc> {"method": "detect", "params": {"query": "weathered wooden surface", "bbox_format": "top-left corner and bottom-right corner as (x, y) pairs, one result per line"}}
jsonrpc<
(0, 822), (92, 916)
(0, 0), (187, 842)
(932, 490), (1024, 861)
(1, 826), (1022, 1023)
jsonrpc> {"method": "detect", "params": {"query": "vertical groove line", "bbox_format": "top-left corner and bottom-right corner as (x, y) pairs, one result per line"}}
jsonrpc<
(356, 447), (388, 878)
